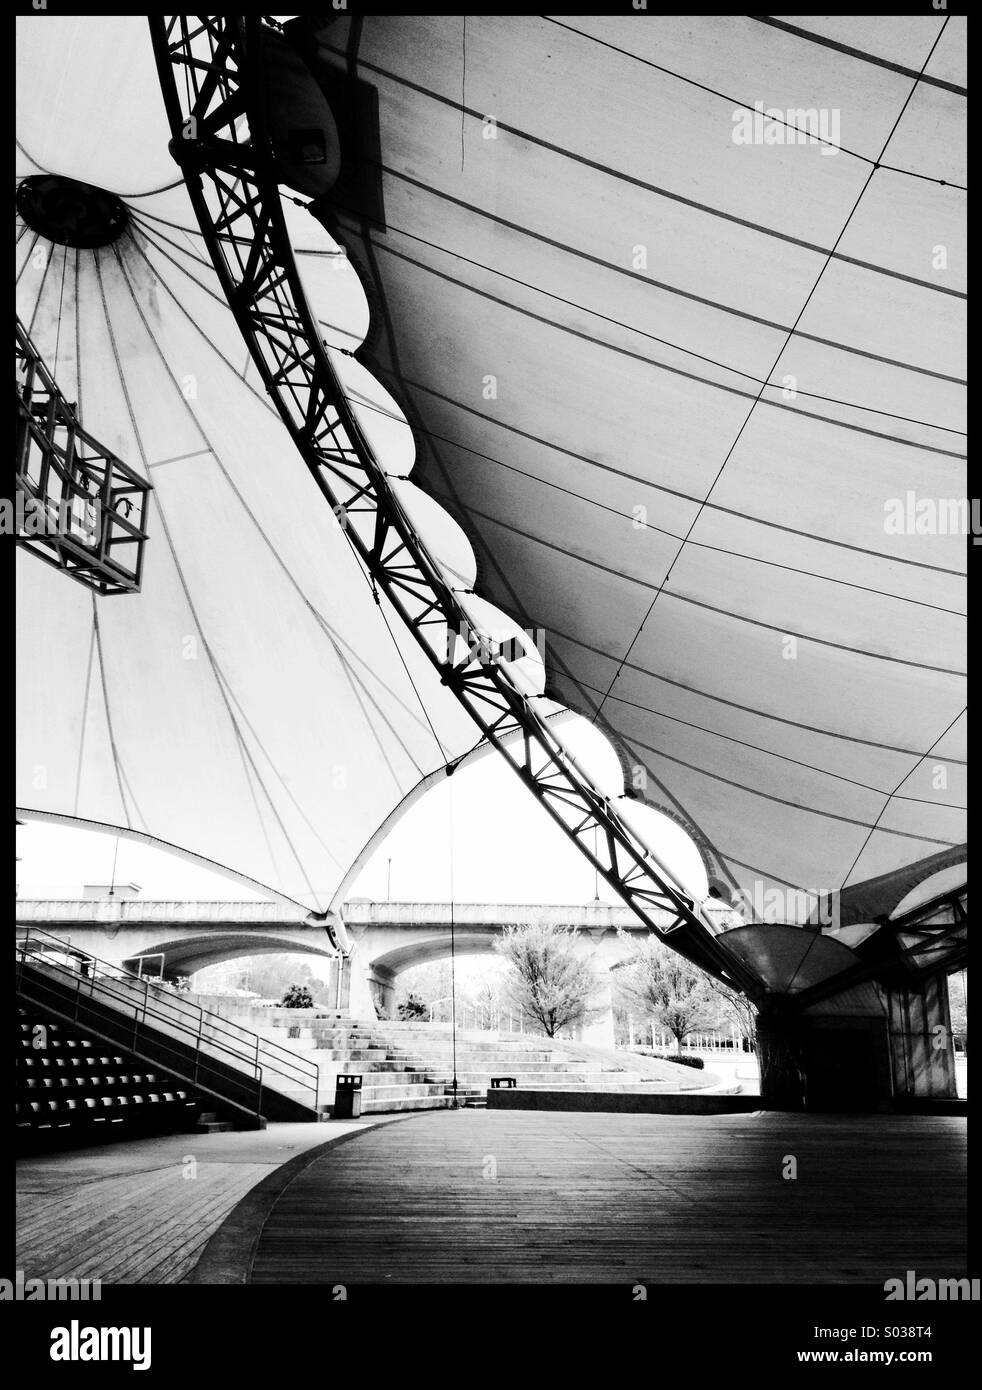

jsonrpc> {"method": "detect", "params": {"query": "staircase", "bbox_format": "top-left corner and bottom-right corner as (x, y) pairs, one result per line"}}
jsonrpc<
(241, 1013), (689, 1114)
(16, 928), (322, 1133)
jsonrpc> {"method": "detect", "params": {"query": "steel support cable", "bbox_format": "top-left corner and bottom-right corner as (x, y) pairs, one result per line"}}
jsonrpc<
(446, 485), (965, 620)
(366, 222), (964, 436)
(544, 16), (967, 187)
(369, 581), (450, 764)
(325, 39), (968, 288)
(380, 412), (756, 931)
(133, 206), (966, 443)
(448, 770), (458, 1106)
(836, 705), (966, 893)
(112, 235), (430, 791)
(371, 241), (964, 460)
(123, 218), (455, 754)
(22, 228), (54, 337)
(593, 17), (955, 725)
(72, 625), (98, 816)
(573, 690), (967, 809)
(616, 735), (961, 846)
(89, 596), (136, 831)
(366, 368), (966, 579)
(551, 633), (967, 763)
(750, 16), (966, 98)
(132, 195), (964, 637)
(123, 216), (469, 769)
(130, 179), (968, 351)
(67, 263), (142, 834)
(15, 137), (187, 197)
(94, 244), (327, 898)
(135, 206), (966, 434)
(456, 503), (966, 676)
(321, 379), (965, 615)
(532, 645), (964, 891)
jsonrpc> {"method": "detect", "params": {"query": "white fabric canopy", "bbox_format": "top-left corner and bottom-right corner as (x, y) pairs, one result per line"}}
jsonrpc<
(310, 12), (966, 910)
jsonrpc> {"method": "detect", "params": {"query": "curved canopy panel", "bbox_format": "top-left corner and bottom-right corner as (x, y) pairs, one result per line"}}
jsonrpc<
(718, 924), (863, 995)
(15, 14), (486, 912)
(834, 843), (967, 927)
(304, 12), (966, 911)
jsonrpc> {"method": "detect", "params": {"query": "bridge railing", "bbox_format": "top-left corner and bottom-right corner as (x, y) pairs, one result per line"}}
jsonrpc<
(15, 926), (319, 1114)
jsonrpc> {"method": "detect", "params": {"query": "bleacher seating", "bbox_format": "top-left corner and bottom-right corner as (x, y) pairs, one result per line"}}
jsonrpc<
(15, 1009), (200, 1149)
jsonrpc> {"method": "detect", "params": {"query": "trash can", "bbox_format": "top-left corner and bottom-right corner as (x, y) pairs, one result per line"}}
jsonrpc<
(334, 1073), (362, 1118)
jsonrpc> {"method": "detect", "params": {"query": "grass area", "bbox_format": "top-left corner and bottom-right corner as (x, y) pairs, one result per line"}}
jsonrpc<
(547, 1038), (722, 1090)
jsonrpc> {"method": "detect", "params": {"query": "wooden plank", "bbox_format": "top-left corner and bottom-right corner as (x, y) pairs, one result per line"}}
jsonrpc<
(248, 1111), (968, 1285)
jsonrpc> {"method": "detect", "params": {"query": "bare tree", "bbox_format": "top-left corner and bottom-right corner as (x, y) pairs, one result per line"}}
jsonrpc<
(473, 977), (502, 1031)
(613, 932), (716, 1054)
(702, 973), (758, 1051)
(494, 922), (601, 1038)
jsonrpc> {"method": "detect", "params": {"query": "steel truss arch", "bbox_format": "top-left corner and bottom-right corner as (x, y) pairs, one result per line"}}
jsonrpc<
(148, 14), (761, 998)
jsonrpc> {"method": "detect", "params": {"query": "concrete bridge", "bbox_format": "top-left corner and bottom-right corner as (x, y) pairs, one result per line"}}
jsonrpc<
(17, 899), (724, 1044)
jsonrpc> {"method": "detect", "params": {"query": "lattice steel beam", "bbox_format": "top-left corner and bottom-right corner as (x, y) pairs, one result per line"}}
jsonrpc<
(149, 15), (762, 998)
(15, 318), (152, 596)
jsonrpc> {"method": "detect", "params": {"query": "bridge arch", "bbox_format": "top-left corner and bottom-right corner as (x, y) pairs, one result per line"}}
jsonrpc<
(367, 927), (502, 981)
(123, 933), (337, 977)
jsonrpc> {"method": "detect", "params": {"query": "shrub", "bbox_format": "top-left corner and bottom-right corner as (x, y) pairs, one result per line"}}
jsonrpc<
(398, 992), (429, 1021)
(280, 983), (314, 1009)
(635, 1048), (705, 1070)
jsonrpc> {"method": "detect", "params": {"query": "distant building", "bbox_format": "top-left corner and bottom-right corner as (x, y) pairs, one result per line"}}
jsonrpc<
(81, 884), (142, 900)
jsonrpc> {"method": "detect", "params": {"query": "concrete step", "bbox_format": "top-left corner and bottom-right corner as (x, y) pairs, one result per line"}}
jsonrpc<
(379, 1048), (558, 1065)
(311, 1047), (393, 1060)
(195, 1111), (231, 1133)
(354, 1073), (439, 1089)
(359, 1082), (451, 1100)
(391, 1065), (630, 1081)
(485, 1081), (675, 1092)
(328, 1060), (425, 1074)
(358, 1095), (462, 1114)
(366, 1031), (555, 1049)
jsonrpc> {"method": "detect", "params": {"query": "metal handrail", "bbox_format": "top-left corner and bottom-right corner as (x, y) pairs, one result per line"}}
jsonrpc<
(20, 969), (267, 1123)
(15, 927), (318, 1108)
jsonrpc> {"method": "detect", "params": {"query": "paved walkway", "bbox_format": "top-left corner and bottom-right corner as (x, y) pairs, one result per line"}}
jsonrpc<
(15, 1120), (390, 1285)
(232, 1109), (966, 1285)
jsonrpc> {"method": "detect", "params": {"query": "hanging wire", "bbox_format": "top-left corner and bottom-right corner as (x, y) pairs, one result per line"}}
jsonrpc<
(108, 836), (120, 897)
(448, 766), (459, 1107)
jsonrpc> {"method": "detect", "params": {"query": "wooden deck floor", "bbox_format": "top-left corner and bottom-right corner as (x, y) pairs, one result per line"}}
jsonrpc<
(248, 1110), (967, 1285)
(15, 1122), (375, 1285)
